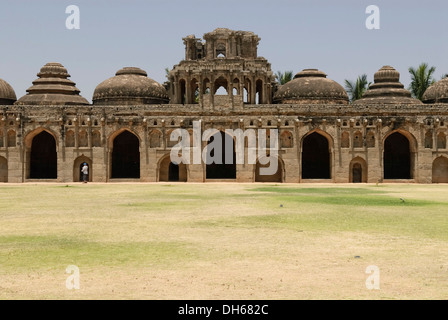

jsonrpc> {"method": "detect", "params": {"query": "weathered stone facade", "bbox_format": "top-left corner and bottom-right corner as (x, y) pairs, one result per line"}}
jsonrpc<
(0, 28), (447, 183)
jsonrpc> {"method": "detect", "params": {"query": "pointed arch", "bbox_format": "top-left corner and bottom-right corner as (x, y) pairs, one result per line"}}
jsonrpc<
(7, 130), (16, 147)
(301, 129), (333, 179)
(280, 130), (293, 148)
(66, 130), (75, 147)
(437, 132), (446, 149)
(425, 130), (433, 149)
(28, 130), (57, 179)
(432, 156), (448, 183)
(349, 157), (367, 183)
(92, 130), (101, 147)
(78, 130), (88, 147)
(353, 131), (363, 148)
(149, 129), (162, 148)
(366, 130), (375, 148)
(205, 130), (236, 179)
(74, 155), (92, 182)
(110, 129), (140, 179)
(383, 130), (417, 179)
(157, 153), (187, 182)
(341, 131), (350, 148)
(0, 156), (7, 182)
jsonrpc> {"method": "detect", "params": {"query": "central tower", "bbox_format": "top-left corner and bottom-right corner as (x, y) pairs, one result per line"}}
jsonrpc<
(167, 28), (274, 109)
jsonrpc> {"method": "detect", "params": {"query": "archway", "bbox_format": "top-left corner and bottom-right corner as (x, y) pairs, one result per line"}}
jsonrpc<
(349, 157), (368, 183)
(158, 155), (187, 182)
(432, 156), (448, 183)
(111, 130), (140, 179)
(384, 132), (411, 179)
(74, 156), (92, 182)
(206, 131), (236, 179)
(255, 157), (283, 182)
(30, 131), (57, 179)
(302, 132), (331, 179)
(0, 156), (7, 182)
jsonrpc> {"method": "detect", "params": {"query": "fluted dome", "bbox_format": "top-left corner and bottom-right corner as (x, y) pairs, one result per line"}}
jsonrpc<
(422, 77), (448, 104)
(0, 78), (17, 105)
(273, 69), (349, 105)
(354, 66), (422, 105)
(15, 62), (89, 105)
(93, 67), (169, 105)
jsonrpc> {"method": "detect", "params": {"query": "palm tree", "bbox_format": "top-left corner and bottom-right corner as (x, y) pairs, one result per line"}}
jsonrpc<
(408, 63), (436, 100)
(165, 67), (171, 79)
(276, 71), (294, 85)
(344, 74), (370, 103)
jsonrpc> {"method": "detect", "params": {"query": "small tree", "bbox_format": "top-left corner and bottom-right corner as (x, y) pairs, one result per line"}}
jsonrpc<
(344, 74), (371, 103)
(275, 71), (294, 85)
(408, 63), (436, 101)
(165, 67), (171, 79)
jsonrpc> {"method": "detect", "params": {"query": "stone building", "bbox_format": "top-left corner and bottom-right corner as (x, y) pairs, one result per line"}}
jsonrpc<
(0, 28), (447, 183)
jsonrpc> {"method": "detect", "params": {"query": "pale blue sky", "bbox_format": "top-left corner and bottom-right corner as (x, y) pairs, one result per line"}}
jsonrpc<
(1, 0), (447, 102)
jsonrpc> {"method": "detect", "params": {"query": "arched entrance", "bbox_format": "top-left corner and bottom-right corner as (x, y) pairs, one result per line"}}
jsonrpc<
(158, 155), (187, 182)
(111, 130), (140, 179)
(255, 157), (283, 182)
(432, 156), (448, 183)
(349, 157), (368, 183)
(74, 156), (92, 182)
(302, 132), (331, 179)
(384, 132), (411, 179)
(206, 131), (236, 179)
(30, 131), (57, 179)
(0, 156), (7, 182)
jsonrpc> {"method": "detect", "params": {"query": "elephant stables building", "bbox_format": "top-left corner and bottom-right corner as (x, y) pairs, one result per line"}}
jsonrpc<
(0, 28), (448, 184)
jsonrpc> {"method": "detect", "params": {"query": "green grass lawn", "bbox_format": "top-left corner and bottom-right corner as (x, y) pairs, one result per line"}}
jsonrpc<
(0, 183), (447, 299)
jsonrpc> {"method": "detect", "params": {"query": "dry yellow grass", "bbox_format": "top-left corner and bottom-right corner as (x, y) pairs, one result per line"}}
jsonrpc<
(0, 183), (447, 300)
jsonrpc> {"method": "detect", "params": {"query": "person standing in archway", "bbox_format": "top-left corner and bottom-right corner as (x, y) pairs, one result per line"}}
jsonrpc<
(81, 163), (89, 183)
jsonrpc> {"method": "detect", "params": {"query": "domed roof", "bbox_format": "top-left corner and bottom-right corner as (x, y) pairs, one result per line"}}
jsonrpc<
(93, 67), (169, 105)
(273, 69), (349, 105)
(422, 77), (448, 103)
(15, 62), (89, 105)
(354, 66), (422, 105)
(0, 78), (17, 105)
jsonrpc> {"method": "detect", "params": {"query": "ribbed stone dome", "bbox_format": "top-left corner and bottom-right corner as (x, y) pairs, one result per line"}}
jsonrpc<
(273, 69), (349, 105)
(15, 62), (89, 105)
(422, 77), (448, 104)
(354, 66), (422, 105)
(0, 78), (17, 105)
(93, 67), (169, 105)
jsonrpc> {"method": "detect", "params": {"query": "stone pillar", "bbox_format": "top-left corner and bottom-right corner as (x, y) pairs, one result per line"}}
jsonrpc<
(186, 76), (192, 104)
(251, 76), (256, 104)
(173, 80), (179, 104)
(74, 118), (79, 149)
(88, 121), (92, 148)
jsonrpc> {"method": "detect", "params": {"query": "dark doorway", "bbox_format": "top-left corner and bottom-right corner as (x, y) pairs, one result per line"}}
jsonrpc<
(111, 131), (140, 178)
(169, 162), (179, 181)
(432, 157), (448, 183)
(352, 163), (362, 183)
(384, 132), (411, 179)
(206, 131), (236, 179)
(30, 131), (57, 179)
(302, 132), (331, 179)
